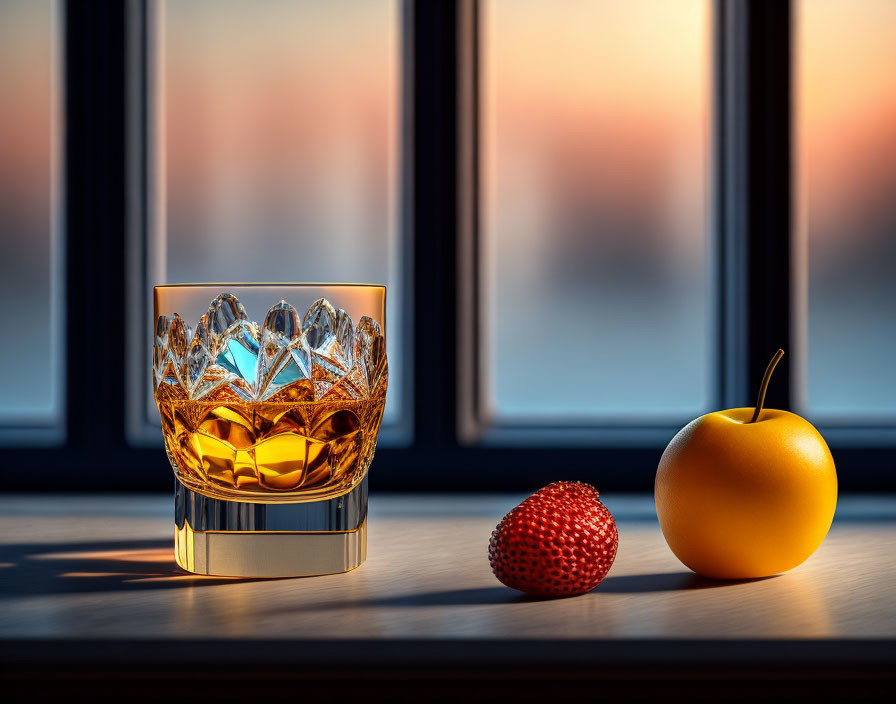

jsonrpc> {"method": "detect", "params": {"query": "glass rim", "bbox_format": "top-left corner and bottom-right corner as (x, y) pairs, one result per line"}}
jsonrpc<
(154, 282), (386, 290)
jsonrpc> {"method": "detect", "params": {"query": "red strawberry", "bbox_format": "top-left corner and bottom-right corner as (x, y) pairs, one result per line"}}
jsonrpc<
(488, 481), (618, 597)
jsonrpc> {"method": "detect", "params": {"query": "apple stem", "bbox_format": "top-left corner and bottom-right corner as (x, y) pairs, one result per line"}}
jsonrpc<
(749, 348), (785, 423)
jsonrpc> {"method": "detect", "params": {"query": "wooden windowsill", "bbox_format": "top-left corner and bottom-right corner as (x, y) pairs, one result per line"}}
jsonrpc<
(1, 493), (894, 689)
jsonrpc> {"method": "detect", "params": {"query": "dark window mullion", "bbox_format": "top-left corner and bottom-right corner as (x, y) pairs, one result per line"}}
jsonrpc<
(717, 0), (793, 411)
(365, 0), (466, 489)
(409, 0), (458, 451)
(743, 0), (794, 408)
(65, 0), (127, 456)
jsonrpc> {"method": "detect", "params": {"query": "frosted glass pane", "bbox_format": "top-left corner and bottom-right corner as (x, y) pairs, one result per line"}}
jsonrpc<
(0, 0), (62, 426)
(481, 0), (712, 422)
(155, 0), (404, 424)
(798, 0), (896, 420)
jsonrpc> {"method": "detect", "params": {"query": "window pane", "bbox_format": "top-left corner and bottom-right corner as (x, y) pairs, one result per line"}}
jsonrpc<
(798, 0), (896, 422)
(0, 0), (63, 438)
(131, 0), (406, 441)
(480, 0), (712, 423)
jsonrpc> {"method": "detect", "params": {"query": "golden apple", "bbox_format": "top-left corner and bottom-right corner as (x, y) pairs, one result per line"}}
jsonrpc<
(655, 350), (837, 579)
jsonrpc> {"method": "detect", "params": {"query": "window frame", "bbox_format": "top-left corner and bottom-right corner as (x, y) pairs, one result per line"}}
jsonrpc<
(790, 0), (896, 448)
(457, 0), (723, 447)
(0, 0), (66, 447)
(456, 0), (895, 485)
(2, 0), (892, 492)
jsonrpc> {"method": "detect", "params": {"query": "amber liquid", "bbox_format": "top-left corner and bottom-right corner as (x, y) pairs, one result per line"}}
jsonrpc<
(157, 392), (385, 502)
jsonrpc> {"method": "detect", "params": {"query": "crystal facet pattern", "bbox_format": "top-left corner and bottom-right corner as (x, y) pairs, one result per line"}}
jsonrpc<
(154, 295), (387, 503)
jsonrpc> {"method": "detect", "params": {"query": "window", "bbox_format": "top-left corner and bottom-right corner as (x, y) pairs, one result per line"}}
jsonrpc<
(0, 1), (893, 491)
(464, 0), (713, 442)
(795, 0), (896, 435)
(127, 0), (410, 446)
(0, 0), (64, 445)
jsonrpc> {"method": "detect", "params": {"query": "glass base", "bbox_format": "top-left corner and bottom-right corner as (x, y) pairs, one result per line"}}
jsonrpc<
(173, 475), (367, 577)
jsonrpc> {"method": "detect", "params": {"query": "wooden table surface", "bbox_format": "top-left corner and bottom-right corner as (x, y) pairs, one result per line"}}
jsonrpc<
(1, 493), (894, 667)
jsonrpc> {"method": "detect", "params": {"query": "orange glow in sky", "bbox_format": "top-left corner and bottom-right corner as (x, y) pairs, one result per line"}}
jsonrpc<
(798, 0), (896, 248)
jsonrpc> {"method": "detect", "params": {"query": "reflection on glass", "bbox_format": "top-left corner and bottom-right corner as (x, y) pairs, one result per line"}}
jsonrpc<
(0, 0), (62, 431)
(798, 0), (896, 421)
(145, 0), (403, 430)
(481, 0), (711, 422)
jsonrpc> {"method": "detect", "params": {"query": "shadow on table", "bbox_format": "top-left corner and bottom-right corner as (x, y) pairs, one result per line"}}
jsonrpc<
(598, 571), (777, 593)
(0, 539), (278, 597)
(0, 538), (777, 602)
(270, 571), (775, 612)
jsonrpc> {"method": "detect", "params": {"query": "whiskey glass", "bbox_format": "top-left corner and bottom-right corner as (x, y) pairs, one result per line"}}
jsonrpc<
(153, 284), (387, 577)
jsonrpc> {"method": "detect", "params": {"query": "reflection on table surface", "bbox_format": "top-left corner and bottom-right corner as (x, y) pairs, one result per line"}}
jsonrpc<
(0, 494), (894, 642)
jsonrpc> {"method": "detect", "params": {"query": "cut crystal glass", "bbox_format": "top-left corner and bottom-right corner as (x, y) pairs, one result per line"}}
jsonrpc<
(154, 293), (387, 505)
(154, 284), (385, 577)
